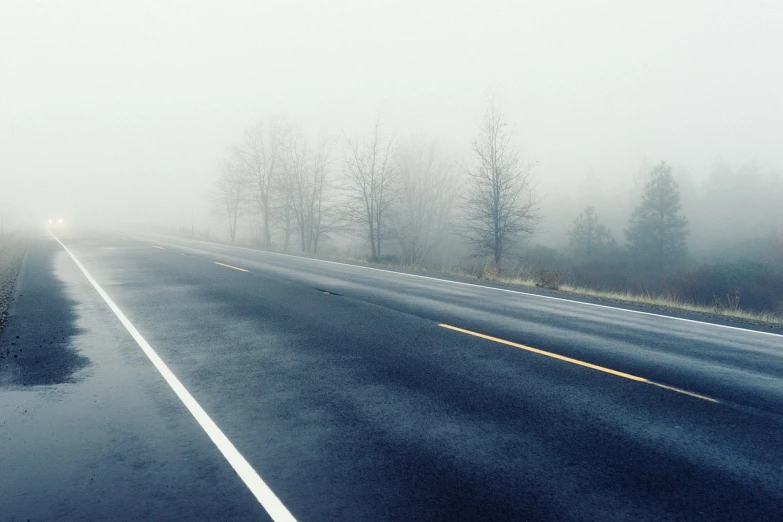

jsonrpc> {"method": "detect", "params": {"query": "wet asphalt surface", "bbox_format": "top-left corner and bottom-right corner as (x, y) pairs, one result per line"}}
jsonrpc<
(1, 231), (783, 521)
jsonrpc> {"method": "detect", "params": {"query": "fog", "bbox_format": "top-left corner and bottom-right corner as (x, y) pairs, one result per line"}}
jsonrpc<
(2, 1), (782, 253)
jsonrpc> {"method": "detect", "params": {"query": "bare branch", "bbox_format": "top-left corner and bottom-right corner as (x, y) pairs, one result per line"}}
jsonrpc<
(455, 97), (540, 265)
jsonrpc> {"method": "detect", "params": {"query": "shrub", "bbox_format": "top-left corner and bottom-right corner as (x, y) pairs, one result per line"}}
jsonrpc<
(368, 254), (400, 265)
(535, 268), (561, 290)
(670, 260), (783, 313)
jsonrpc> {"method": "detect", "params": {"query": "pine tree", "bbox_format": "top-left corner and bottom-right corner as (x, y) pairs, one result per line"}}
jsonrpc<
(569, 206), (613, 259)
(625, 161), (689, 268)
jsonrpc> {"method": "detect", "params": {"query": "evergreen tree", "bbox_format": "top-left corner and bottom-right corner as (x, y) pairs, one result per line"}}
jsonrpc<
(569, 206), (613, 259)
(625, 161), (689, 268)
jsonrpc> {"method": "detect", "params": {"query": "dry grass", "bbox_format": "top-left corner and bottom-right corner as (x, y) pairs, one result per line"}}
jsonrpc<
(556, 284), (783, 326)
(468, 272), (783, 328)
(324, 248), (783, 327)
(351, 258), (782, 327)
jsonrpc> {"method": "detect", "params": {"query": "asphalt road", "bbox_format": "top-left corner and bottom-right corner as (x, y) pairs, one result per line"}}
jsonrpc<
(1, 230), (782, 521)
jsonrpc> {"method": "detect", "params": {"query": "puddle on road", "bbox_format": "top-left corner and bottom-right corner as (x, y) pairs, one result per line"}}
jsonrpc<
(0, 241), (90, 388)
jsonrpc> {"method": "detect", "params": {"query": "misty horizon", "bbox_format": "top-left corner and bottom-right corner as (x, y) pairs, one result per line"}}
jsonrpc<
(2, 1), (781, 250)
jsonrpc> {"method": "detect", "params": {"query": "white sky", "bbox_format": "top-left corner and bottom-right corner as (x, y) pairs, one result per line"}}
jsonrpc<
(1, 0), (781, 232)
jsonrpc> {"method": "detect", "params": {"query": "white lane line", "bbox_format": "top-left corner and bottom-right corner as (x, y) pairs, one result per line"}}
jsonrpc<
(214, 261), (249, 272)
(50, 233), (297, 522)
(146, 234), (783, 339)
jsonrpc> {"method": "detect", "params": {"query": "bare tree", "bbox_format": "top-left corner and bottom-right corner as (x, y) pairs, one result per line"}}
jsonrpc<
(283, 127), (314, 252)
(392, 136), (456, 265)
(274, 150), (297, 252)
(456, 97), (539, 264)
(569, 206), (614, 259)
(342, 116), (396, 258)
(212, 159), (249, 244)
(232, 120), (281, 248)
(279, 127), (339, 255)
(299, 134), (335, 254)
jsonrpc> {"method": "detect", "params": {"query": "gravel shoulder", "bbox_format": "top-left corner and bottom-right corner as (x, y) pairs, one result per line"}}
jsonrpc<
(0, 236), (28, 337)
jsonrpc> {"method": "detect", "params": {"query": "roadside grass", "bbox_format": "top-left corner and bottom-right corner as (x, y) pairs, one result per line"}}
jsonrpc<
(556, 284), (783, 326)
(317, 255), (783, 328)
(162, 230), (783, 329)
(291, 249), (783, 328)
(481, 273), (783, 328)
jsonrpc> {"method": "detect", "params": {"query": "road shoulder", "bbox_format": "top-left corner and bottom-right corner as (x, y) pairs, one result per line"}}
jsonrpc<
(0, 236), (263, 520)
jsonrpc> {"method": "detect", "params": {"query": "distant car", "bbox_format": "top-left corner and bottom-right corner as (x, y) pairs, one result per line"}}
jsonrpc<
(47, 217), (66, 229)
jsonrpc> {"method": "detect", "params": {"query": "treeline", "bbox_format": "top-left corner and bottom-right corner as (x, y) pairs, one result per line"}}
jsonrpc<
(213, 117), (456, 262)
(211, 99), (783, 315)
(213, 105), (696, 272)
(213, 98), (539, 267)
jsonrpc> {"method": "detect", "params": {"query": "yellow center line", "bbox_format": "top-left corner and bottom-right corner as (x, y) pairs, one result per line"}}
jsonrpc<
(214, 261), (249, 273)
(438, 323), (719, 403)
(151, 245), (165, 250)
